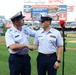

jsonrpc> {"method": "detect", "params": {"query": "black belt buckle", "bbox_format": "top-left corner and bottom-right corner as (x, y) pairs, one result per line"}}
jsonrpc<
(45, 54), (51, 57)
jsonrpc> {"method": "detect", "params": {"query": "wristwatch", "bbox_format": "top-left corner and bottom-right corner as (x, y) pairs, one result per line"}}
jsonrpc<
(56, 60), (61, 63)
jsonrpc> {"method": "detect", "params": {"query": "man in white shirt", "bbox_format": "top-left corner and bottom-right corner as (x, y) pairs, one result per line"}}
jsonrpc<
(33, 13), (63, 75)
(5, 11), (35, 75)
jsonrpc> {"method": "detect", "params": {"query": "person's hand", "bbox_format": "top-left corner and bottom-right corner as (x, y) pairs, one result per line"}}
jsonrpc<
(27, 45), (34, 51)
(54, 61), (60, 69)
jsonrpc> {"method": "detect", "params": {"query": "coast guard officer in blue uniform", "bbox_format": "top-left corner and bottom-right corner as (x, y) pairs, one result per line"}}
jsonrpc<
(33, 13), (63, 75)
(5, 11), (35, 75)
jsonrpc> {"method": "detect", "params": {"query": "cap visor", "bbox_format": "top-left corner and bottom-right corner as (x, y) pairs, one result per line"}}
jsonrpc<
(22, 16), (25, 18)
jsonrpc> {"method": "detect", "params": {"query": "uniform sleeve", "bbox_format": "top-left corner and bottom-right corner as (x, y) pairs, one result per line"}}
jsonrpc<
(33, 32), (39, 45)
(22, 26), (36, 37)
(5, 31), (15, 48)
(56, 31), (63, 46)
(28, 28), (36, 37)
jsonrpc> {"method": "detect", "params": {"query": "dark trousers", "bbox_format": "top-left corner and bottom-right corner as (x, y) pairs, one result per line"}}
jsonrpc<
(9, 54), (31, 75)
(37, 53), (57, 75)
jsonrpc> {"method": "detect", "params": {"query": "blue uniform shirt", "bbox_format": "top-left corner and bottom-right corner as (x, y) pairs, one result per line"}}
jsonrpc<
(34, 28), (63, 54)
(22, 25), (36, 37)
(5, 25), (36, 54)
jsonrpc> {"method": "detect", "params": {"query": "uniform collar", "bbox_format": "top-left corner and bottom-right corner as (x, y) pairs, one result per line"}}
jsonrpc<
(41, 27), (54, 33)
(12, 25), (22, 33)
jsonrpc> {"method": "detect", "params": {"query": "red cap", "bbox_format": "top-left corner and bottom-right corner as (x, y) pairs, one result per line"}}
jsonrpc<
(59, 20), (65, 28)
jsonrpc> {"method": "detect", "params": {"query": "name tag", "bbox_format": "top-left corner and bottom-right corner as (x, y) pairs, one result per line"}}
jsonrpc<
(50, 35), (56, 38)
(15, 35), (19, 38)
(38, 36), (42, 37)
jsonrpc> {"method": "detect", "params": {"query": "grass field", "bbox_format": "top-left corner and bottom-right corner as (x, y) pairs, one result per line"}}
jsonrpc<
(0, 37), (76, 75)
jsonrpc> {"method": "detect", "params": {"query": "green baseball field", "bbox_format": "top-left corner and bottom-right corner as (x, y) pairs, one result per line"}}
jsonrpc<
(0, 36), (76, 75)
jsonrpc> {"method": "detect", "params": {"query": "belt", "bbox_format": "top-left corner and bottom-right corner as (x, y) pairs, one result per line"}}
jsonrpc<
(10, 54), (28, 57)
(39, 52), (56, 57)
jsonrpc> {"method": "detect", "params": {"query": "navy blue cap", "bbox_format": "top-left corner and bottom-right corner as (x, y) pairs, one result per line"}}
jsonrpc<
(10, 11), (25, 22)
(40, 13), (52, 23)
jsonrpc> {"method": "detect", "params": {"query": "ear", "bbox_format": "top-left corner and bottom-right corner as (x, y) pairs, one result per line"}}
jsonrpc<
(47, 20), (51, 24)
(14, 20), (18, 25)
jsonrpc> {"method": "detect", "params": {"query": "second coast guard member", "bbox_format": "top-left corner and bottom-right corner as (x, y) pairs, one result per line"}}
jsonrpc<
(33, 13), (63, 75)
(5, 11), (35, 75)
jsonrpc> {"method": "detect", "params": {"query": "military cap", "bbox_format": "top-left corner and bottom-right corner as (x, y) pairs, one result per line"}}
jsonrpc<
(40, 13), (52, 23)
(10, 11), (25, 22)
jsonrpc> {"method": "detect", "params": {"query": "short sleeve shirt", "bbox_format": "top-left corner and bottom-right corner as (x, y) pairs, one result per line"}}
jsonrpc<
(34, 28), (63, 54)
(5, 26), (35, 54)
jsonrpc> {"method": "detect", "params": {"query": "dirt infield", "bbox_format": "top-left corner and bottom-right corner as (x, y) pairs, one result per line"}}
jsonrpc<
(0, 38), (5, 42)
(68, 41), (76, 43)
(66, 48), (76, 50)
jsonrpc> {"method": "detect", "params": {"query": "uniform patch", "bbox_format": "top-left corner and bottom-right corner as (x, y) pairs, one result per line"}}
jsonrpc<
(24, 30), (28, 35)
(50, 35), (56, 38)
(38, 36), (42, 37)
(15, 41), (19, 44)
(9, 29), (12, 31)
(15, 35), (19, 38)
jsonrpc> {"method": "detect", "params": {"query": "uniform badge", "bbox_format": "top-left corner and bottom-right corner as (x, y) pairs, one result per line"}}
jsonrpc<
(15, 35), (19, 38)
(15, 41), (20, 44)
(24, 30), (28, 35)
(38, 36), (42, 37)
(50, 35), (56, 38)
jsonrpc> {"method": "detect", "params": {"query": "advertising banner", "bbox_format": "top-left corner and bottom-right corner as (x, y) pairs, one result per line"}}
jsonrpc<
(24, 0), (46, 4)
(48, 5), (59, 21)
(24, 0), (76, 21)
(23, 5), (32, 13)
(32, 8), (48, 20)
(24, 13), (32, 20)
(58, 5), (67, 20)
(59, 13), (67, 20)
(4, 22), (12, 28)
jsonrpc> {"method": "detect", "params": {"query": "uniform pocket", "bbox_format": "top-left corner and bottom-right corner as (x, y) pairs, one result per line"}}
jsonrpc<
(14, 37), (21, 44)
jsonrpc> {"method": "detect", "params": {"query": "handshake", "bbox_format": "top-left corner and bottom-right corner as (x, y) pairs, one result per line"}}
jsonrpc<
(26, 44), (37, 51)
